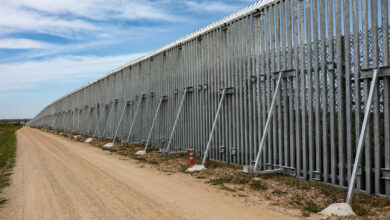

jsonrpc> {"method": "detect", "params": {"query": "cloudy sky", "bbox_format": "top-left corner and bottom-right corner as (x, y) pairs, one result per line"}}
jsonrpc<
(0, 0), (256, 119)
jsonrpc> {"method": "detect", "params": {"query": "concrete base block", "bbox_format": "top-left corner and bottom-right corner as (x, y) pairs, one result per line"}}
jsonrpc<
(135, 150), (146, 155)
(320, 203), (356, 217)
(186, 165), (205, 172)
(85, 138), (93, 143)
(103, 142), (114, 149)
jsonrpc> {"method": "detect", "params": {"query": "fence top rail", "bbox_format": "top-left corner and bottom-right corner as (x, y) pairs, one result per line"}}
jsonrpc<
(43, 0), (276, 108)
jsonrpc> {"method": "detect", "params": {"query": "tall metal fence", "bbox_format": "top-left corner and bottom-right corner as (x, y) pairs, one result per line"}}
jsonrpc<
(28, 0), (390, 197)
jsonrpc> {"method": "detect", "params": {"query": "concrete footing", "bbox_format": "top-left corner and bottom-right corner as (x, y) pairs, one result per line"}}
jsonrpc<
(320, 203), (356, 217)
(85, 138), (93, 143)
(186, 165), (205, 172)
(135, 150), (146, 155)
(102, 142), (114, 149)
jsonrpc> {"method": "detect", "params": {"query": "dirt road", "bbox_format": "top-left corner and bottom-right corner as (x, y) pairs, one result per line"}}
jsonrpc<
(1, 127), (296, 220)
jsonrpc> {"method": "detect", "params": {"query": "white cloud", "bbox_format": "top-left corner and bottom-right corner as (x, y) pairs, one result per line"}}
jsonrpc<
(184, 1), (240, 13)
(16, 0), (181, 21)
(0, 53), (147, 91)
(0, 38), (54, 49)
(0, 0), (184, 39)
(0, 4), (98, 38)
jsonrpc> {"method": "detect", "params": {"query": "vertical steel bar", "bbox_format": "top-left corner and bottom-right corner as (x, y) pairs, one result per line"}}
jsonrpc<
(293, 0), (301, 177)
(371, 0), (381, 195)
(344, 0), (353, 187)
(352, 0), (361, 188)
(313, 0), (321, 180)
(362, 0), (371, 194)
(335, 0), (345, 187)
(305, 0), (313, 179)
(327, 0), (336, 185)
(276, 2), (283, 169)
(382, 0), (390, 195)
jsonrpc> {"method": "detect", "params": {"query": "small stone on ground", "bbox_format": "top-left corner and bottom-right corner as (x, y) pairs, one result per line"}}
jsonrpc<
(186, 165), (205, 172)
(135, 150), (146, 155)
(85, 138), (93, 143)
(103, 142), (114, 149)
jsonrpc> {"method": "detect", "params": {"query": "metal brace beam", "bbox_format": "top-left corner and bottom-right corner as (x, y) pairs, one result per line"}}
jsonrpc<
(163, 87), (192, 155)
(359, 65), (390, 79)
(101, 101), (115, 139)
(51, 114), (57, 129)
(80, 106), (90, 135)
(144, 96), (167, 152)
(84, 106), (95, 136)
(111, 100), (129, 144)
(201, 88), (229, 166)
(244, 71), (283, 175)
(92, 105), (104, 138)
(346, 68), (379, 204)
(124, 94), (145, 144)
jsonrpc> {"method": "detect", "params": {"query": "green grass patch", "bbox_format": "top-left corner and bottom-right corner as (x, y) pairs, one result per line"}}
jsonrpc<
(351, 204), (369, 216)
(196, 175), (206, 179)
(272, 189), (287, 196)
(231, 176), (249, 185)
(219, 184), (235, 192)
(206, 177), (233, 185)
(249, 179), (268, 190)
(302, 200), (321, 213)
(0, 127), (18, 207)
(146, 160), (159, 165)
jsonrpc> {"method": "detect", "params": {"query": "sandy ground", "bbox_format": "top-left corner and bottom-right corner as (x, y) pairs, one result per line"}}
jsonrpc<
(0, 127), (298, 220)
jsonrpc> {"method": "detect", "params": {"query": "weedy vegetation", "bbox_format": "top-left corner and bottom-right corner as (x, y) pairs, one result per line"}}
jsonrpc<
(0, 123), (21, 206)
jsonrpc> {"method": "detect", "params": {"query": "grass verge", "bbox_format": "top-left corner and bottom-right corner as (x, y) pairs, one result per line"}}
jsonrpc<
(0, 127), (18, 206)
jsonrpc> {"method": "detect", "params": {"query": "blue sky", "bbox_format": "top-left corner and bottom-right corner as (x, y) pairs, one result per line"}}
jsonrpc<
(0, 0), (256, 119)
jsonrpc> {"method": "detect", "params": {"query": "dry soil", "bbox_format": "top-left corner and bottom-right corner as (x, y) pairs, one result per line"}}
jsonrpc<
(0, 127), (298, 220)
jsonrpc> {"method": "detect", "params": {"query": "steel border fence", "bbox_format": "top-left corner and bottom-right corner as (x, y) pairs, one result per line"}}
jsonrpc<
(28, 0), (390, 197)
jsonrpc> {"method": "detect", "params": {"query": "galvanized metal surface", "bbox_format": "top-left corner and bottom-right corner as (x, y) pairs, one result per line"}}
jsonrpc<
(28, 0), (390, 197)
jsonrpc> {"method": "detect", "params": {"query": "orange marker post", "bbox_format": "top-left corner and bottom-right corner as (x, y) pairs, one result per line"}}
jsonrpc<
(189, 146), (193, 167)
